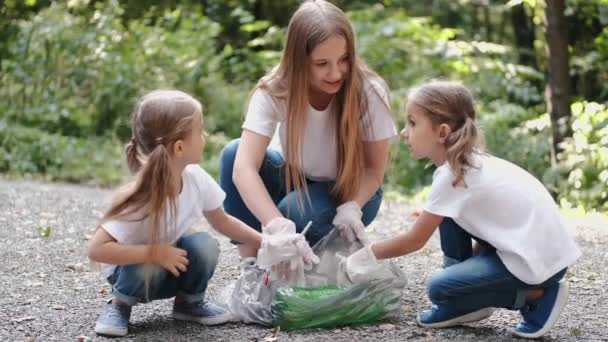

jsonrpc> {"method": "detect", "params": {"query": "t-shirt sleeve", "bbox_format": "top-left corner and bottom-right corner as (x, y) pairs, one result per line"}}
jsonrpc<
(242, 88), (279, 138)
(424, 166), (468, 219)
(361, 79), (397, 141)
(101, 216), (146, 245)
(189, 165), (226, 211)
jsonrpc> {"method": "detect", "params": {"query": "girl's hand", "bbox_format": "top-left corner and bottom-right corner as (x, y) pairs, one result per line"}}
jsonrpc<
(153, 244), (189, 277)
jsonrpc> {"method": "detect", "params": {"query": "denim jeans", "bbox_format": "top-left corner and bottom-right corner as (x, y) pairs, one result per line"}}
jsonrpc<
(107, 232), (220, 306)
(428, 218), (567, 312)
(219, 138), (383, 246)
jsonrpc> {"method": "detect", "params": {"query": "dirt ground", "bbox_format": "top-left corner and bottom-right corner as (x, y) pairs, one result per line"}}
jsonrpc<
(1, 179), (607, 341)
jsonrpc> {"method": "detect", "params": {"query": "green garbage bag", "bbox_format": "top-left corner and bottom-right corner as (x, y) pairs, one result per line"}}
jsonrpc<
(270, 229), (407, 330)
(225, 229), (406, 328)
(272, 277), (404, 330)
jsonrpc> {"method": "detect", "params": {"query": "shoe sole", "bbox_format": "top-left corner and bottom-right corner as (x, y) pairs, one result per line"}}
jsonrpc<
(511, 282), (569, 339)
(94, 323), (127, 337)
(417, 307), (495, 328)
(172, 311), (233, 326)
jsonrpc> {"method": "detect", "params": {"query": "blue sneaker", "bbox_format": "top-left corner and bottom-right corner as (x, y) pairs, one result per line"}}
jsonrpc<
(417, 304), (494, 328)
(94, 300), (131, 336)
(512, 282), (569, 339)
(172, 300), (232, 325)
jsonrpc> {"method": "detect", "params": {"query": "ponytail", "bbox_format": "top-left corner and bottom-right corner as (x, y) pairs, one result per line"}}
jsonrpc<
(446, 117), (483, 187)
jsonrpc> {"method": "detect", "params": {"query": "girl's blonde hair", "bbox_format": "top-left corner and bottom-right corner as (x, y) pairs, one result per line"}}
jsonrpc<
(256, 0), (389, 203)
(407, 81), (484, 187)
(101, 89), (201, 262)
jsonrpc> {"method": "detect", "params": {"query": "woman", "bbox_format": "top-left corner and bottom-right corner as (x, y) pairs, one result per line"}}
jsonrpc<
(219, 0), (396, 262)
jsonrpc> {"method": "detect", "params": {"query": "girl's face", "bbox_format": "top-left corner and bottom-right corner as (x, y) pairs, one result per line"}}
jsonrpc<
(308, 34), (350, 96)
(401, 102), (447, 166)
(182, 112), (206, 164)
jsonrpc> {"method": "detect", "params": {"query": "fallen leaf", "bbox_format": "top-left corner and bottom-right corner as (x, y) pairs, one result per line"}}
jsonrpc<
(52, 305), (65, 310)
(37, 226), (51, 238)
(11, 316), (35, 323)
(25, 281), (44, 287)
(76, 335), (91, 342)
(570, 327), (583, 337)
(379, 323), (395, 330)
(263, 337), (278, 342)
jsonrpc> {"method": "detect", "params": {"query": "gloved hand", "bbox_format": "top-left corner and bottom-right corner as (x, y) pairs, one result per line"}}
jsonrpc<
(256, 232), (320, 280)
(263, 217), (296, 235)
(340, 244), (393, 283)
(332, 201), (367, 243)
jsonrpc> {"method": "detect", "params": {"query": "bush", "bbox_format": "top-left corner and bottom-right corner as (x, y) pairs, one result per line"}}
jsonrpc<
(0, 120), (125, 185)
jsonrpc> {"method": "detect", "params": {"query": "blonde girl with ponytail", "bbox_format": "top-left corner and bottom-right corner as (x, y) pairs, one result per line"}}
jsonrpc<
(343, 81), (580, 339)
(87, 90), (316, 337)
(219, 0), (397, 266)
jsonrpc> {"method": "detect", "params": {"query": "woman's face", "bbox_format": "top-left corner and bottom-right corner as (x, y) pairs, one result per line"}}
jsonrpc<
(308, 34), (350, 96)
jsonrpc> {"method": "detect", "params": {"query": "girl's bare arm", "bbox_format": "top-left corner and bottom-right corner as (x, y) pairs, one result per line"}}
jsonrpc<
(372, 211), (444, 259)
(204, 207), (262, 248)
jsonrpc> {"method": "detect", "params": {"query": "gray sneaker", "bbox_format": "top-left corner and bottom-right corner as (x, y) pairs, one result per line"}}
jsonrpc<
(94, 300), (131, 336)
(173, 300), (232, 325)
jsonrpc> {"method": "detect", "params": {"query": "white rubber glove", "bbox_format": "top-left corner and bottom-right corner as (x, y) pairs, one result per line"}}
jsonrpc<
(342, 244), (393, 283)
(332, 201), (367, 243)
(256, 233), (320, 278)
(263, 217), (296, 235)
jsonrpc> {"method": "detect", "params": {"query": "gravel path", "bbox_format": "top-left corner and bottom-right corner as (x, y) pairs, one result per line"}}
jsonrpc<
(1, 179), (607, 341)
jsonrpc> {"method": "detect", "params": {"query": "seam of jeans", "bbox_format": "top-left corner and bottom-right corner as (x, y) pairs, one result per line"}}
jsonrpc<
(264, 153), (284, 169)
(441, 274), (517, 297)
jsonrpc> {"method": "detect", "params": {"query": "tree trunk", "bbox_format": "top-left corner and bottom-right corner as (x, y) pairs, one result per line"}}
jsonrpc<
(544, 0), (572, 165)
(511, 2), (537, 68)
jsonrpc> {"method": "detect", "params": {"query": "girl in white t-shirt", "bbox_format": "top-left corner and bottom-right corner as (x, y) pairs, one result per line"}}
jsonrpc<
(219, 0), (397, 266)
(343, 81), (581, 339)
(87, 90), (316, 337)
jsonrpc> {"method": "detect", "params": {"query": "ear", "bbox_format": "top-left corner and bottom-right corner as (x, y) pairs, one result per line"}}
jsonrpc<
(437, 124), (451, 144)
(172, 140), (184, 156)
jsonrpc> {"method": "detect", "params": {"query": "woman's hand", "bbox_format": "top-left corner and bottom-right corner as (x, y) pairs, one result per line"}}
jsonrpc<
(333, 201), (367, 243)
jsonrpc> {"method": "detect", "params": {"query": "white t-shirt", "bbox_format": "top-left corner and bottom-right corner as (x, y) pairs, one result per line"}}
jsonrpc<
(242, 79), (397, 181)
(100, 164), (225, 278)
(424, 153), (581, 285)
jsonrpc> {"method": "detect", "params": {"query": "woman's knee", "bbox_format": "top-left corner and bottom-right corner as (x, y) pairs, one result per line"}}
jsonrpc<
(361, 188), (383, 226)
(219, 139), (241, 172)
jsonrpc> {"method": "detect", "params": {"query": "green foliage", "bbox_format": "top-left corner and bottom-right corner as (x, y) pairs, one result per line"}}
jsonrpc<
(1, 1), (607, 212)
(0, 120), (125, 185)
(555, 102), (608, 211)
(480, 101), (552, 181)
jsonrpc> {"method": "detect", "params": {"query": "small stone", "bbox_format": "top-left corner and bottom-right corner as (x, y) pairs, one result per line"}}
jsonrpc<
(379, 323), (395, 330)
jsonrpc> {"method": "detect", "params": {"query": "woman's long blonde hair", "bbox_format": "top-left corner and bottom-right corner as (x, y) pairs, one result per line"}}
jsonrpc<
(407, 81), (485, 187)
(256, 0), (389, 203)
(100, 90), (201, 262)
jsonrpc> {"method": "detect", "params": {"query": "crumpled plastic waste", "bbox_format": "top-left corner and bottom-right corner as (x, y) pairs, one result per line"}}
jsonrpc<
(223, 229), (407, 329)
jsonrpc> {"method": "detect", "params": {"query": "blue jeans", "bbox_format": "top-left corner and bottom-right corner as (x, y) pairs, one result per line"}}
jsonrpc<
(107, 232), (220, 306)
(219, 138), (383, 246)
(429, 218), (567, 312)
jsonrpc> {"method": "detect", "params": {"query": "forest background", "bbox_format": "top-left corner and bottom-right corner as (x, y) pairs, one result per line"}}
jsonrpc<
(1, 0), (606, 213)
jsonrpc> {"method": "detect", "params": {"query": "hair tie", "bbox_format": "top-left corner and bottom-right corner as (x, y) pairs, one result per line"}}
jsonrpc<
(130, 137), (136, 145)
(156, 137), (164, 146)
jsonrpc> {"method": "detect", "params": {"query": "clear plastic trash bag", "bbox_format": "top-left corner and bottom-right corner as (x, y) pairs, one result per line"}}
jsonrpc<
(223, 229), (407, 328)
